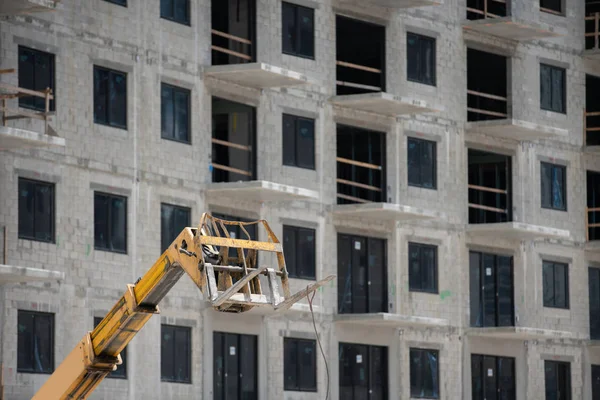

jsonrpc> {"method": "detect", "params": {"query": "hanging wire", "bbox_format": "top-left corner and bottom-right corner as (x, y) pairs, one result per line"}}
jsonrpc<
(307, 287), (329, 400)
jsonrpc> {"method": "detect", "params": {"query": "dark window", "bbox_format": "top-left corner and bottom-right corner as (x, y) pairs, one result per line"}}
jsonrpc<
(94, 192), (127, 253)
(161, 203), (191, 253)
(407, 33), (436, 86)
(593, 365), (600, 400)
(17, 310), (54, 374)
(18, 178), (55, 243)
(18, 46), (55, 111)
(540, 64), (566, 114)
(470, 251), (514, 328)
(408, 243), (438, 293)
(161, 324), (191, 383)
(541, 162), (567, 211)
(338, 234), (387, 314)
(467, 48), (508, 122)
(590, 267), (600, 340)
(93, 66), (127, 129)
(211, 0), (255, 65)
(589, 171), (600, 241)
(160, 0), (190, 25)
(283, 225), (316, 280)
(214, 332), (257, 400)
(410, 348), (439, 399)
(282, 2), (314, 59)
(339, 343), (387, 400)
(284, 338), (317, 392)
(282, 114), (315, 170)
(407, 137), (436, 189)
(468, 149), (512, 224)
(543, 261), (569, 309)
(471, 354), (515, 400)
(540, 0), (562, 14)
(161, 83), (190, 143)
(94, 317), (127, 378)
(104, 0), (127, 6)
(545, 361), (571, 400)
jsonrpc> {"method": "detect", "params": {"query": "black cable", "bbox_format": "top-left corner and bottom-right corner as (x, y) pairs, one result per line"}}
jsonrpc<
(307, 288), (329, 400)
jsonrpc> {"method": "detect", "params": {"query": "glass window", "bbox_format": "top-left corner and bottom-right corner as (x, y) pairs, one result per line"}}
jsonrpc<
(160, 0), (190, 25)
(160, 203), (191, 253)
(284, 338), (317, 392)
(161, 324), (191, 383)
(282, 2), (315, 59)
(545, 361), (571, 400)
(161, 83), (190, 143)
(471, 354), (515, 400)
(94, 317), (127, 378)
(410, 348), (439, 399)
(18, 178), (55, 243)
(214, 332), (258, 399)
(94, 192), (127, 253)
(540, 64), (566, 113)
(18, 46), (55, 111)
(94, 66), (127, 129)
(282, 114), (315, 170)
(541, 162), (567, 211)
(590, 267), (600, 340)
(407, 33), (436, 86)
(17, 310), (54, 374)
(339, 343), (388, 400)
(543, 261), (569, 309)
(283, 225), (316, 279)
(593, 364), (600, 400)
(408, 243), (438, 293)
(408, 137), (436, 189)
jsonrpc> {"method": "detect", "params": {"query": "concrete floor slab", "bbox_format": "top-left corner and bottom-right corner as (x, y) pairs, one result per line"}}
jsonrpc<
(332, 202), (445, 222)
(466, 119), (568, 141)
(205, 180), (319, 203)
(584, 49), (600, 60)
(465, 326), (580, 340)
(585, 145), (600, 154)
(0, 264), (65, 284)
(0, 126), (65, 151)
(330, 92), (440, 116)
(466, 222), (570, 241)
(361, 0), (442, 7)
(204, 62), (311, 89)
(335, 312), (449, 328)
(462, 16), (565, 41)
(0, 0), (57, 16)
(586, 241), (600, 253)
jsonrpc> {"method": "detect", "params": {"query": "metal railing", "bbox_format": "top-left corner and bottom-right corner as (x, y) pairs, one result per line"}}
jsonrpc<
(211, 29), (252, 63)
(468, 184), (510, 216)
(467, 89), (508, 120)
(336, 156), (383, 204)
(336, 60), (383, 93)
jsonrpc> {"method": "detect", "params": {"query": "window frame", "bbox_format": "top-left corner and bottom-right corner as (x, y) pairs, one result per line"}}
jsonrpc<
(160, 0), (191, 26)
(161, 82), (191, 144)
(539, 0), (563, 15)
(94, 317), (127, 379)
(94, 191), (128, 254)
(283, 225), (317, 280)
(544, 360), (571, 400)
(282, 1), (315, 60)
(540, 63), (566, 114)
(407, 137), (437, 190)
(160, 203), (191, 253)
(93, 65), (128, 129)
(282, 113), (316, 170)
(409, 348), (440, 399)
(406, 32), (437, 86)
(160, 324), (192, 384)
(408, 242), (438, 294)
(17, 310), (54, 374)
(540, 162), (567, 211)
(283, 337), (317, 392)
(18, 178), (55, 243)
(542, 260), (569, 309)
(18, 46), (56, 112)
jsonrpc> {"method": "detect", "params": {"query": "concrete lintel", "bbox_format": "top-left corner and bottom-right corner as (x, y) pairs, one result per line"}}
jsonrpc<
(331, 202), (445, 222)
(334, 312), (449, 328)
(0, 264), (65, 284)
(362, 0), (442, 8)
(466, 222), (570, 241)
(330, 92), (441, 117)
(0, 126), (65, 151)
(0, 0), (58, 16)
(465, 326), (579, 340)
(203, 62), (312, 89)
(462, 16), (566, 41)
(466, 119), (568, 141)
(205, 180), (320, 203)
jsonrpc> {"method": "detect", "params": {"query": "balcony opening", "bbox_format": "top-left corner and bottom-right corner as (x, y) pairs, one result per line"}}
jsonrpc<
(466, 0), (507, 20)
(211, 0), (255, 66)
(336, 15), (385, 95)
(587, 0), (600, 51)
(540, 0), (562, 15)
(468, 149), (512, 224)
(467, 48), (508, 122)
(211, 97), (256, 183)
(588, 171), (600, 241)
(586, 75), (600, 146)
(336, 125), (386, 205)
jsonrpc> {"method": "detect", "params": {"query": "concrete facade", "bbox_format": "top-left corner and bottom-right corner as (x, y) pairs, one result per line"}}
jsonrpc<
(0, 0), (599, 399)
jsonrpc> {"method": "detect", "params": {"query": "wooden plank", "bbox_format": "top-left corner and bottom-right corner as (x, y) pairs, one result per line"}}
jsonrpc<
(211, 29), (252, 45)
(0, 69), (15, 74)
(589, 223), (600, 228)
(336, 193), (370, 204)
(588, 207), (600, 212)
(336, 157), (382, 171)
(336, 81), (381, 92)
(210, 163), (252, 177)
(468, 184), (507, 194)
(0, 83), (54, 100)
(211, 138), (252, 152)
(539, 7), (562, 15)
(336, 61), (381, 74)
(468, 203), (507, 214)
(467, 89), (507, 102)
(466, 7), (500, 18)
(586, 111), (600, 117)
(586, 127), (600, 132)
(467, 107), (508, 118)
(336, 178), (382, 192)
(210, 46), (252, 61)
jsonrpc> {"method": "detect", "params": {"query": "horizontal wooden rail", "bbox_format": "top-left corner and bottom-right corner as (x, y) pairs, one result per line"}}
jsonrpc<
(468, 184), (507, 195)
(0, 69), (15, 75)
(590, 223), (600, 228)
(586, 12), (600, 51)
(588, 207), (600, 212)
(586, 111), (600, 117)
(211, 45), (252, 61)
(336, 81), (381, 92)
(337, 157), (382, 171)
(468, 203), (507, 214)
(336, 61), (382, 74)
(466, 7), (501, 18)
(540, 7), (562, 15)
(467, 107), (508, 118)
(211, 163), (252, 177)
(211, 138), (252, 152)
(211, 29), (252, 45)
(336, 193), (370, 204)
(337, 178), (382, 192)
(467, 89), (507, 102)
(0, 83), (54, 100)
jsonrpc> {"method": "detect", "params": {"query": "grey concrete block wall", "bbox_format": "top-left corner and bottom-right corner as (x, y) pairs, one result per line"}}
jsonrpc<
(1, 0), (600, 399)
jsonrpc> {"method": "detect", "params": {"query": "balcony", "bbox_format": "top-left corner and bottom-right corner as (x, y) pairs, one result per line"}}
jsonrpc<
(585, 2), (600, 59)
(330, 92), (439, 117)
(359, 0), (442, 8)
(466, 49), (567, 141)
(335, 313), (448, 328)
(0, 0), (59, 16)
(465, 327), (579, 340)
(463, 0), (565, 41)
(0, 264), (64, 284)
(332, 203), (443, 222)
(466, 222), (570, 241)
(205, 180), (319, 203)
(0, 70), (64, 151)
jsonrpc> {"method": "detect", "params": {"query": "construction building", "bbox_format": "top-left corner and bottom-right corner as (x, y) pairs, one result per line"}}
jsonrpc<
(1, 0), (600, 399)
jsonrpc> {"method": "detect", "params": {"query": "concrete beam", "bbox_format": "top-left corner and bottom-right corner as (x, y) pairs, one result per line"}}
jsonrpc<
(332, 202), (445, 222)
(204, 180), (319, 203)
(331, 92), (441, 117)
(0, 126), (65, 151)
(204, 63), (311, 89)
(0, 264), (65, 284)
(466, 119), (568, 141)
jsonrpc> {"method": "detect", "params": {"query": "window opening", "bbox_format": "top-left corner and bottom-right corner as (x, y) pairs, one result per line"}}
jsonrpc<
(467, 48), (508, 122)
(586, 75), (600, 146)
(410, 348), (439, 398)
(284, 338), (317, 392)
(339, 343), (388, 400)
(466, 0), (507, 20)
(588, 171), (600, 241)
(18, 46), (55, 111)
(211, 0), (255, 65)
(471, 354), (515, 400)
(214, 332), (258, 399)
(18, 178), (55, 243)
(540, 64), (566, 114)
(540, 162), (567, 211)
(586, 0), (600, 51)
(589, 267), (600, 339)
(543, 261), (569, 309)
(545, 361), (571, 400)
(161, 324), (191, 383)
(468, 149), (512, 224)
(540, 0), (562, 15)
(17, 310), (54, 374)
